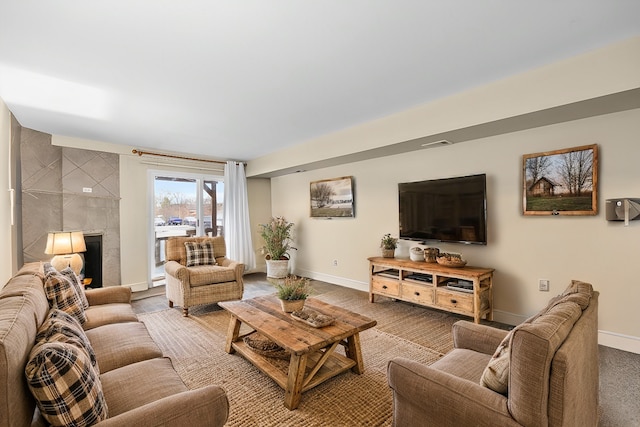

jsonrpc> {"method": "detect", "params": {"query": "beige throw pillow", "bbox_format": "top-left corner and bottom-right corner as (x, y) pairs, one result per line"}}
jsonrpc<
(480, 329), (514, 394)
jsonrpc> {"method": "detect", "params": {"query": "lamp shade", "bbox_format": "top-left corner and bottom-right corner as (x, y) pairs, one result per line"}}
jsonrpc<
(45, 231), (87, 255)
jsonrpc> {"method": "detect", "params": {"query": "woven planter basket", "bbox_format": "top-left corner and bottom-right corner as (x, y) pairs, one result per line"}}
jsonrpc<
(279, 298), (305, 313)
(266, 259), (289, 278)
(381, 248), (395, 258)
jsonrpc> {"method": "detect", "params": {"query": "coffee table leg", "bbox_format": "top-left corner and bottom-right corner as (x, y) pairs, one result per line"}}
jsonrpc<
(284, 353), (307, 410)
(225, 315), (241, 354)
(345, 333), (365, 374)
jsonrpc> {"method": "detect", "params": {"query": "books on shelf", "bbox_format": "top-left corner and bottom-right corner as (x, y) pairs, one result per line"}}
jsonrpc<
(376, 269), (399, 279)
(405, 273), (433, 283)
(446, 279), (474, 293)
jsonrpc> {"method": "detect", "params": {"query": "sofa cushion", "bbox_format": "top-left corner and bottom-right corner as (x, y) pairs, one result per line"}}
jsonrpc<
(25, 341), (108, 427)
(37, 309), (99, 373)
(184, 241), (217, 267)
(44, 271), (87, 325)
(100, 357), (188, 417)
(85, 322), (163, 373)
(561, 280), (593, 310)
(189, 265), (238, 286)
(432, 348), (492, 384)
(83, 303), (139, 331)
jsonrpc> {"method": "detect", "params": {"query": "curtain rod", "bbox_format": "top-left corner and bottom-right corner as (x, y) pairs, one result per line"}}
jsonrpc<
(132, 149), (244, 165)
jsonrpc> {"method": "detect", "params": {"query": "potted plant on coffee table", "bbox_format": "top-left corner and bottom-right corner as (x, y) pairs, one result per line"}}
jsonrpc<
(380, 233), (398, 258)
(259, 216), (297, 278)
(275, 275), (311, 312)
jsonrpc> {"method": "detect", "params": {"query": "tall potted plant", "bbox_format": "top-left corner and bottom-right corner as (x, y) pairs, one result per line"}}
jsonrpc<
(259, 216), (296, 278)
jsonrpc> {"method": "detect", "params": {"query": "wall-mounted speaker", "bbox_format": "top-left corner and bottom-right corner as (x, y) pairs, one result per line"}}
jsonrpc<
(605, 198), (640, 225)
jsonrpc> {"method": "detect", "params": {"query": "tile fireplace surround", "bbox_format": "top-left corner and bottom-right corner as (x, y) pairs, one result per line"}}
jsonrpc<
(19, 128), (121, 287)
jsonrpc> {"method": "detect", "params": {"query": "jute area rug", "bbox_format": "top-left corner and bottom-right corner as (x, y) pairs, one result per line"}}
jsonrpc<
(137, 289), (457, 426)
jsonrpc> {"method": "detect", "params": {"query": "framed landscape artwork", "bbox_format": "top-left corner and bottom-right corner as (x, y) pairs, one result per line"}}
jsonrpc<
(523, 144), (598, 216)
(310, 176), (354, 218)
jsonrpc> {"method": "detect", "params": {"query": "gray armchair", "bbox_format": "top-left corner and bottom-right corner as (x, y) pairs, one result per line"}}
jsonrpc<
(164, 236), (244, 316)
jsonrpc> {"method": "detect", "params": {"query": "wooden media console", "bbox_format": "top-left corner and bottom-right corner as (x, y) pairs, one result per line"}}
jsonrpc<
(368, 257), (494, 324)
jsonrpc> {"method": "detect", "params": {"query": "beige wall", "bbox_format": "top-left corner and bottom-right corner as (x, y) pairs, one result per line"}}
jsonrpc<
(271, 109), (640, 354)
(0, 98), (12, 286)
(257, 37), (640, 353)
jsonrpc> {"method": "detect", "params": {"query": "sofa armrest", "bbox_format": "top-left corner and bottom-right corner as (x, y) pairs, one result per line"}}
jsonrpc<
(85, 287), (132, 306)
(387, 357), (516, 426)
(452, 320), (509, 355)
(165, 260), (189, 282)
(94, 385), (229, 427)
(217, 258), (245, 279)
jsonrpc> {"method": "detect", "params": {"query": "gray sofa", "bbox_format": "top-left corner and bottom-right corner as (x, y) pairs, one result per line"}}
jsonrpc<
(0, 262), (229, 427)
(388, 280), (599, 427)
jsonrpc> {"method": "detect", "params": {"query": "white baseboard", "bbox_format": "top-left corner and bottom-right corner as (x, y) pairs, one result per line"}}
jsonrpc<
(484, 311), (640, 355)
(124, 281), (149, 293)
(294, 269), (369, 293)
(598, 330), (640, 354)
(491, 310), (526, 326)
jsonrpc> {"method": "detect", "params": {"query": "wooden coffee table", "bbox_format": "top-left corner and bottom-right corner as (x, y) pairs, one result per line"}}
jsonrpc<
(219, 295), (377, 410)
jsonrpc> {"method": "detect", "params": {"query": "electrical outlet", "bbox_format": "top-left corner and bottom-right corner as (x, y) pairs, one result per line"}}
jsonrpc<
(539, 279), (549, 292)
(332, 259), (338, 267)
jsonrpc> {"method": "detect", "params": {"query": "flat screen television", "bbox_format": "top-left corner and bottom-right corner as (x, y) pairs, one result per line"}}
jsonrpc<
(398, 174), (487, 245)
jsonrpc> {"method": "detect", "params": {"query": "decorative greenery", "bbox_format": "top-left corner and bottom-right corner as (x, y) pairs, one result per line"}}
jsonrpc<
(380, 233), (398, 250)
(259, 216), (297, 260)
(275, 276), (312, 301)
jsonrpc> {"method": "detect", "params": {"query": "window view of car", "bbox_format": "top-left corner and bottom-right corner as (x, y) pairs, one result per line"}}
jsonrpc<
(167, 217), (183, 225)
(183, 216), (197, 226)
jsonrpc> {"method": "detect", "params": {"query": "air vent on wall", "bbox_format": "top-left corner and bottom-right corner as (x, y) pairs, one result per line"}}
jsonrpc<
(420, 140), (453, 148)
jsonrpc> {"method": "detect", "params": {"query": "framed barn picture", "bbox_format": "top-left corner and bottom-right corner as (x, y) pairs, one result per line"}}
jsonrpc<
(523, 144), (598, 216)
(310, 176), (354, 218)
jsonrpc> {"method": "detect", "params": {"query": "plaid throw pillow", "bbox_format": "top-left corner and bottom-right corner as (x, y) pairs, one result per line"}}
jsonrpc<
(59, 267), (89, 309)
(25, 341), (108, 426)
(37, 309), (99, 373)
(44, 271), (87, 325)
(184, 241), (217, 267)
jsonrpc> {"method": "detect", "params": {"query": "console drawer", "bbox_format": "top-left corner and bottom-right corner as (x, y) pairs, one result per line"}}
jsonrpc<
(371, 276), (400, 297)
(436, 289), (473, 313)
(401, 282), (434, 305)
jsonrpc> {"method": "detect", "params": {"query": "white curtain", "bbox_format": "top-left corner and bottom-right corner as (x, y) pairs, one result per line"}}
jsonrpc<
(224, 161), (256, 271)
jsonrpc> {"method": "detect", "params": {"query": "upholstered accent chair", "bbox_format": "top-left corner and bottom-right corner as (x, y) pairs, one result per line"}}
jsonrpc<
(164, 236), (244, 316)
(388, 281), (599, 427)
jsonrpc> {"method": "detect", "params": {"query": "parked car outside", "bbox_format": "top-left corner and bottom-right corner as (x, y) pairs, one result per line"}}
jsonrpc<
(154, 217), (165, 226)
(183, 216), (197, 226)
(167, 217), (182, 225)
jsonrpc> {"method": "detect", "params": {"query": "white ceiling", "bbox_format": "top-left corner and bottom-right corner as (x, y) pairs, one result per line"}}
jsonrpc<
(1, 1), (639, 162)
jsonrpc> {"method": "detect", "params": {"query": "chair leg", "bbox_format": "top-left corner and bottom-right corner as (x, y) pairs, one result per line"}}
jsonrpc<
(169, 300), (174, 308)
(182, 307), (188, 317)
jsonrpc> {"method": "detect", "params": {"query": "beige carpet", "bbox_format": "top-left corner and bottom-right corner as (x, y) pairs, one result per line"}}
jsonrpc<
(137, 293), (451, 426)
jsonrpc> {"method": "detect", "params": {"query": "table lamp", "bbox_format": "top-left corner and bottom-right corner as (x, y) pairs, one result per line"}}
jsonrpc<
(45, 231), (87, 275)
